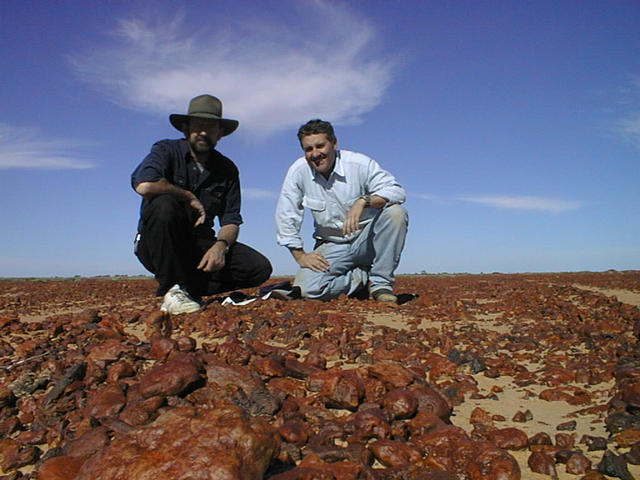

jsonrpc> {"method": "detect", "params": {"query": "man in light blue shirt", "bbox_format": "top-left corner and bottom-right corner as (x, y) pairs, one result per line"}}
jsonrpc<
(275, 119), (408, 302)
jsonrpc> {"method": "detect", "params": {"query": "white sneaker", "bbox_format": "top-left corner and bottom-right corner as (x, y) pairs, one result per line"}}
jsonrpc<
(160, 285), (202, 314)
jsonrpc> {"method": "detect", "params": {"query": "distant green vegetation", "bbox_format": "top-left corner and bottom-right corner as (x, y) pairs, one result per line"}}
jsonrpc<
(0, 275), (153, 282)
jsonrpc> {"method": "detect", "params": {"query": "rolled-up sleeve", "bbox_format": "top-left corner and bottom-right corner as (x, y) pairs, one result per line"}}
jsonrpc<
(275, 165), (305, 249)
(131, 141), (170, 189)
(219, 172), (243, 226)
(366, 158), (406, 205)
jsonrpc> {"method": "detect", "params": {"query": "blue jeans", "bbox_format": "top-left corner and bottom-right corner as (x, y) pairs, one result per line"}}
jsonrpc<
(293, 204), (408, 300)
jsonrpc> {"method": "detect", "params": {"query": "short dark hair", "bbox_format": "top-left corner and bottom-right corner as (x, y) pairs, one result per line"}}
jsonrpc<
(297, 119), (336, 144)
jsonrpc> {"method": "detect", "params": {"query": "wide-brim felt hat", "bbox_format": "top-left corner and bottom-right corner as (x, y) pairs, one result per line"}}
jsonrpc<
(169, 94), (239, 136)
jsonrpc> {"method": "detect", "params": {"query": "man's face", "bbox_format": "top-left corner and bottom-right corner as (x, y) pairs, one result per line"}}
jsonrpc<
(301, 133), (337, 178)
(187, 119), (222, 154)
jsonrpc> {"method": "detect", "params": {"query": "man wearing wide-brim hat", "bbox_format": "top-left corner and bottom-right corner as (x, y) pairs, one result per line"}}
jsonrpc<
(132, 94), (272, 314)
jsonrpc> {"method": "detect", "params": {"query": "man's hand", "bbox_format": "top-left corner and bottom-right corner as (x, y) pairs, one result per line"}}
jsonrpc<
(296, 251), (330, 272)
(343, 198), (366, 235)
(189, 196), (206, 227)
(197, 242), (227, 272)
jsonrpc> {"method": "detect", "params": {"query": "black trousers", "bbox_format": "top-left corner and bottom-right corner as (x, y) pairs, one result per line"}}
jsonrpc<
(135, 194), (272, 297)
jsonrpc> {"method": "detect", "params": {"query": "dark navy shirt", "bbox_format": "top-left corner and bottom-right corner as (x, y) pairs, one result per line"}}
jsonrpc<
(131, 139), (243, 235)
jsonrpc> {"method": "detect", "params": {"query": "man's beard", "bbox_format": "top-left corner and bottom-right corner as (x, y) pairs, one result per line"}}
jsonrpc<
(190, 136), (216, 153)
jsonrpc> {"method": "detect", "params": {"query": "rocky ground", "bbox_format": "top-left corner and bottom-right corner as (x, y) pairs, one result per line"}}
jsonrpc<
(1, 271), (640, 479)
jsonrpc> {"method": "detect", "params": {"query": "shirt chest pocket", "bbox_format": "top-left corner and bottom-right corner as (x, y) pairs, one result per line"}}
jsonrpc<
(302, 196), (326, 211)
(174, 174), (187, 189)
(201, 185), (225, 213)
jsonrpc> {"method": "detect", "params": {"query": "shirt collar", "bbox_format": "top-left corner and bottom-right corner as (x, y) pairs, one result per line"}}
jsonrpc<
(333, 150), (345, 178)
(311, 149), (345, 181)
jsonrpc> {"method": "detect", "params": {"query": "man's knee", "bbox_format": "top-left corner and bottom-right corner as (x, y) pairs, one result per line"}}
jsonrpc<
(381, 204), (408, 229)
(294, 268), (351, 300)
(294, 268), (327, 299)
(237, 250), (272, 287)
(143, 194), (186, 224)
(255, 256), (273, 285)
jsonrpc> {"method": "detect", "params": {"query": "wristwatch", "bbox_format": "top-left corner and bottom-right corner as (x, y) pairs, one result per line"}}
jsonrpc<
(359, 195), (371, 208)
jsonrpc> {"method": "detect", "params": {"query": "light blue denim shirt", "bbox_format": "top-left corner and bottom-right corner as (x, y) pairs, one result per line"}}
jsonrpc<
(275, 149), (406, 250)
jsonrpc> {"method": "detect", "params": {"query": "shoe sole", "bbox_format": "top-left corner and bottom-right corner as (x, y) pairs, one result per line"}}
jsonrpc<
(372, 291), (398, 303)
(161, 303), (201, 315)
(375, 297), (397, 303)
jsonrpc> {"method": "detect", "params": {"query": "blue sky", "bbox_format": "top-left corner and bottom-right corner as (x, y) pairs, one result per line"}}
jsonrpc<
(1, 0), (639, 277)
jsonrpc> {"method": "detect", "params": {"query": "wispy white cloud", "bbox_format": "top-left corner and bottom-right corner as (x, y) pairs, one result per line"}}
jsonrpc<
(616, 113), (640, 148)
(614, 76), (640, 148)
(0, 123), (95, 170)
(242, 188), (278, 200)
(409, 193), (439, 201)
(459, 195), (581, 213)
(68, 2), (394, 138)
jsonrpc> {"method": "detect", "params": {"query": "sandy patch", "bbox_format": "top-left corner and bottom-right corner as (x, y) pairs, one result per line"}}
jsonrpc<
(573, 284), (640, 308)
(451, 372), (616, 479)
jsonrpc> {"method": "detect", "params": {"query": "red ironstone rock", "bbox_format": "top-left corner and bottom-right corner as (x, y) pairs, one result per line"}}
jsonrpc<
(579, 472), (607, 480)
(555, 432), (576, 448)
(363, 377), (387, 403)
(529, 432), (553, 445)
(217, 340), (252, 365)
(278, 419), (310, 446)
(416, 424), (475, 472)
(148, 337), (178, 360)
(382, 388), (419, 420)
(408, 384), (452, 421)
(16, 428), (47, 445)
(368, 438), (423, 468)
(566, 452), (592, 474)
(251, 355), (287, 377)
(144, 310), (171, 340)
(467, 441), (521, 480)
(106, 360), (135, 383)
(74, 406), (280, 480)
(138, 355), (202, 398)
(176, 335), (196, 352)
(528, 450), (558, 477)
(321, 370), (365, 411)
(0, 437), (40, 471)
(408, 410), (447, 437)
(205, 359), (280, 415)
(37, 455), (85, 480)
(368, 361), (416, 388)
(470, 407), (494, 426)
(84, 383), (126, 419)
(488, 427), (529, 450)
(346, 407), (390, 442)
